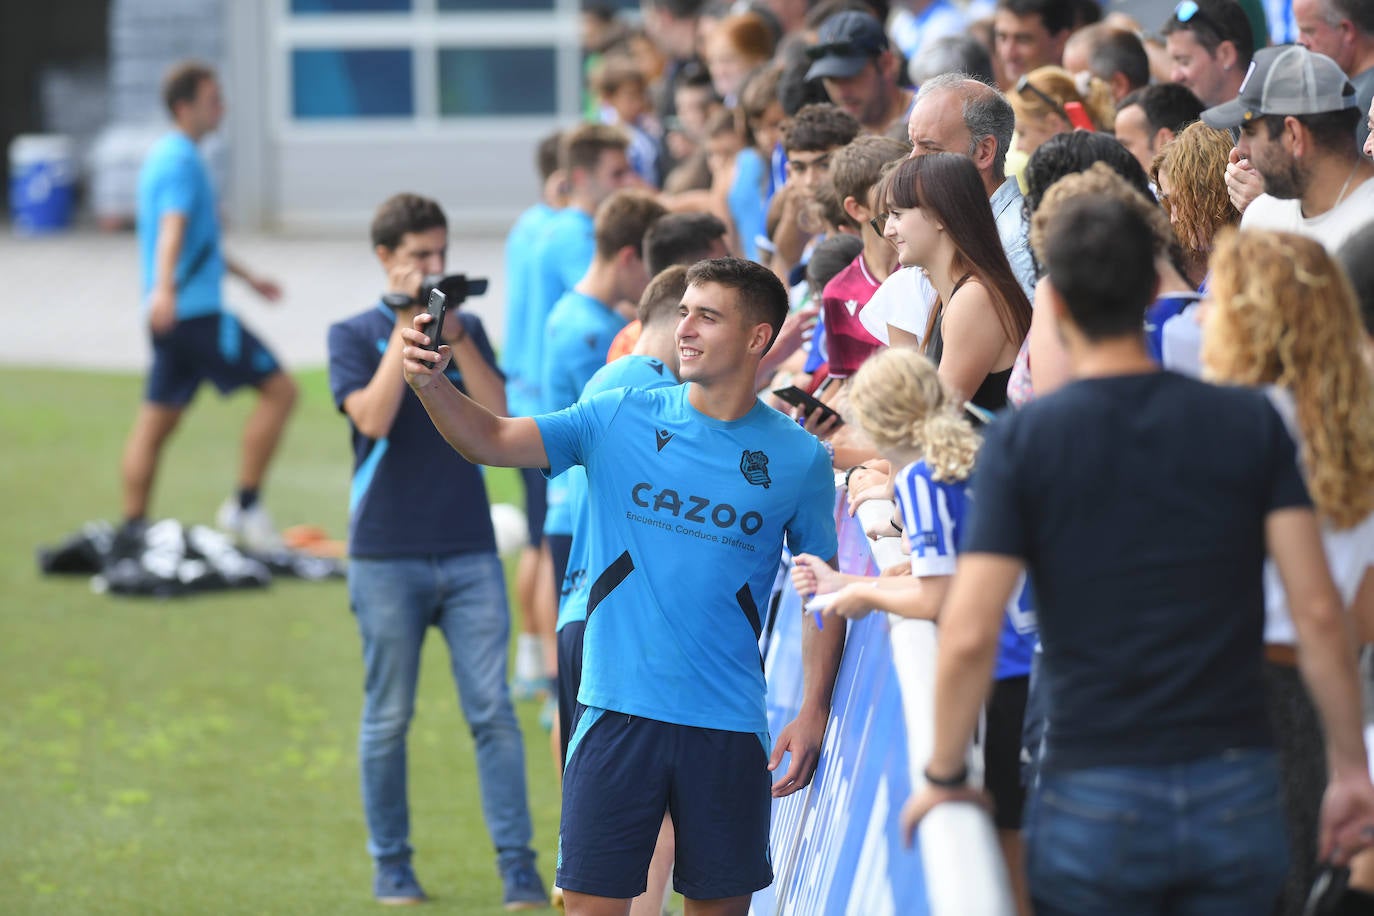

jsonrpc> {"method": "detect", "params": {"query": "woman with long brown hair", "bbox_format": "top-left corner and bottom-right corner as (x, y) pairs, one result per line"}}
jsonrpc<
(878, 152), (1032, 414)
(1204, 228), (1374, 916)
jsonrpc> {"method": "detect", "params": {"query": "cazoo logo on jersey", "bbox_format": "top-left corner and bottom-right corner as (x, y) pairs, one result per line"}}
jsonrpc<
(629, 482), (764, 536)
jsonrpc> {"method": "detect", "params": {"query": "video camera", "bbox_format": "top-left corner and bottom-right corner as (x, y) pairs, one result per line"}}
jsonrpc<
(382, 273), (488, 310)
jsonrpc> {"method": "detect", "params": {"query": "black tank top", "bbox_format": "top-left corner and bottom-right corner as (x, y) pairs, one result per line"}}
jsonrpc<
(924, 273), (1011, 418)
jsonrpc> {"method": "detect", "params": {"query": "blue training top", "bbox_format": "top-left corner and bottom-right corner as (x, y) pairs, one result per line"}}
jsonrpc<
(137, 132), (224, 319)
(893, 459), (1037, 679)
(535, 384), (838, 734)
(502, 202), (556, 417)
(327, 303), (500, 558)
(557, 354), (680, 629)
(542, 290), (628, 537)
(523, 208), (595, 412)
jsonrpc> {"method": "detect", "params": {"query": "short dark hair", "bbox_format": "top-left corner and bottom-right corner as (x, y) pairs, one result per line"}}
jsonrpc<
(593, 190), (668, 261)
(995, 0), (1077, 34)
(1091, 29), (1150, 91)
(638, 265), (691, 327)
(162, 60), (216, 117)
(644, 212), (729, 275)
(1258, 107), (1363, 152)
(1118, 82), (1204, 135)
(536, 131), (562, 182)
(1042, 196), (1158, 339)
(1161, 0), (1254, 66)
(777, 46), (834, 116)
(685, 257), (790, 353)
(1338, 222), (1374, 336)
(371, 193), (447, 250)
(561, 123), (630, 174)
(1023, 130), (1155, 218)
(806, 233), (865, 291)
(783, 103), (861, 154)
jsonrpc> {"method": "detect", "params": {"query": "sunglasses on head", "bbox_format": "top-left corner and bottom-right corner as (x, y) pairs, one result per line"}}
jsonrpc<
(1172, 0), (1224, 37)
(1014, 74), (1071, 123)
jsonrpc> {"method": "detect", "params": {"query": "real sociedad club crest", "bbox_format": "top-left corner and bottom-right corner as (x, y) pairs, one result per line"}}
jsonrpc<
(740, 449), (771, 488)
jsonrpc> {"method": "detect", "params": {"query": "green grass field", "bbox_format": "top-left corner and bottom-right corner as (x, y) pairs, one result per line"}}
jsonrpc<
(0, 368), (564, 915)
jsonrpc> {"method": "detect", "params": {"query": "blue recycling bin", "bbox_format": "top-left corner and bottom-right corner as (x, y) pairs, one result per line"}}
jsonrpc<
(9, 134), (76, 235)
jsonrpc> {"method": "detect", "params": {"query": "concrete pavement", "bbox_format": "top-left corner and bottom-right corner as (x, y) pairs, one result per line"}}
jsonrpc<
(0, 225), (510, 372)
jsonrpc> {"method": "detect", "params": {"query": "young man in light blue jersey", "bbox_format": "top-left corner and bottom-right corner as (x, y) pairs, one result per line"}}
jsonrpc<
(519, 123), (639, 710)
(120, 61), (297, 553)
(542, 189), (667, 624)
(554, 265), (687, 916)
(402, 257), (845, 916)
(502, 130), (566, 698)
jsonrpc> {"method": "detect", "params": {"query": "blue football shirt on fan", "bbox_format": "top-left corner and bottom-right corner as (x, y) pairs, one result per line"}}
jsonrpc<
(893, 459), (1037, 679)
(535, 384), (837, 735)
(556, 354), (680, 630)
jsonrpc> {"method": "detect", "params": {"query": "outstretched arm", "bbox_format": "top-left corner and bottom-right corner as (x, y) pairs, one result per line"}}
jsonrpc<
(402, 315), (548, 469)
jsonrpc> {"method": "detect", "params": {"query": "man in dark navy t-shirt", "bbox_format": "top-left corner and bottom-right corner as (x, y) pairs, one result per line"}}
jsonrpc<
(326, 194), (546, 910)
(901, 197), (1374, 914)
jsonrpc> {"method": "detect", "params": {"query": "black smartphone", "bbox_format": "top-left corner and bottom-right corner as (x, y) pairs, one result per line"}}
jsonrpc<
(420, 288), (447, 368)
(772, 385), (843, 427)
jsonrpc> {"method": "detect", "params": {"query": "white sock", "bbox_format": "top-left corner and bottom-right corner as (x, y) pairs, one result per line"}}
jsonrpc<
(515, 633), (541, 681)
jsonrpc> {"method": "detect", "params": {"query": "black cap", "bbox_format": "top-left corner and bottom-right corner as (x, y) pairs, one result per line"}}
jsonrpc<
(804, 11), (888, 81)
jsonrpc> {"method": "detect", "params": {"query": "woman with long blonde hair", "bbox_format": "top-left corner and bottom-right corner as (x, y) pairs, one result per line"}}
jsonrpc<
(790, 347), (1037, 916)
(1203, 228), (1374, 916)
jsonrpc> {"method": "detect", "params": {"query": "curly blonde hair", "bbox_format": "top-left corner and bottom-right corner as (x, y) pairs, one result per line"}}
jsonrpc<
(1151, 121), (1237, 264)
(845, 348), (982, 482)
(1009, 65), (1117, 132)
(1204, 229), (1374, 529)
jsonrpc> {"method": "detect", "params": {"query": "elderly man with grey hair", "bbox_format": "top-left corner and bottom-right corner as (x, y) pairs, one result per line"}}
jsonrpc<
(860, 73), (1035, 348)
(1293, 0), (1374, 147)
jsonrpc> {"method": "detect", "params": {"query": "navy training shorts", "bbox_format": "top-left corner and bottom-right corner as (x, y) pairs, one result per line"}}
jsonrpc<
(518, 467), (547, 547)
(146, 313), (280, 407)
(558, 708), (773, 901)
(555, 619), (585, 771)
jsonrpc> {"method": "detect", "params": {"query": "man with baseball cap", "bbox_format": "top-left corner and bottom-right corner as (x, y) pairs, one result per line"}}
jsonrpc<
(1204, 44), (1374, 250)
(805, 10), (914, 135)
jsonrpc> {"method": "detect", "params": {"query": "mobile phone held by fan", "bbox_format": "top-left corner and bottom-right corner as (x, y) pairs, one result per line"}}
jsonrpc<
(773, 385), (843, 427)
(1063, 101), (1095, 132)
(420, 288), (447, 368)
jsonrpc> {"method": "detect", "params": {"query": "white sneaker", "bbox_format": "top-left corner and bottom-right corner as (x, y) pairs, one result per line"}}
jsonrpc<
(216, 498), (283, 554)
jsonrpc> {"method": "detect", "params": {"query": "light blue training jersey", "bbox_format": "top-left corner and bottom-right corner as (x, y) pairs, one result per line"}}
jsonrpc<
(502, 202), (556, 417)
(893, 459), (1037, 679)
(535, 384), (838, 735)
(541, 290), (627, 537)
(556, 354), (680, 630)
(136, 132), (224, 319)
(523, 208), (595, 411)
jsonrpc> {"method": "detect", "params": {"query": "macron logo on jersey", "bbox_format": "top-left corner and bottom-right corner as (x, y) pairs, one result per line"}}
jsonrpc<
(740, 450), (771, 488)
(655, 429), (674, 452)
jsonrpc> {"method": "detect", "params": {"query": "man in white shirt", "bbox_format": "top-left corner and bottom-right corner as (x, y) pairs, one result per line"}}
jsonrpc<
(1205, 44), (1374, 252)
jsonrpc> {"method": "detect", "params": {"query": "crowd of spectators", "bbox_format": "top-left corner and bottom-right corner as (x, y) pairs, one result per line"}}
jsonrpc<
(498, 0), (1374, 912)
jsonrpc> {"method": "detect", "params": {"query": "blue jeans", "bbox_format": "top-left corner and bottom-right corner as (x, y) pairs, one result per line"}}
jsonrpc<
(1026, 749), (1288, 916)
(349, 552), (533, 871)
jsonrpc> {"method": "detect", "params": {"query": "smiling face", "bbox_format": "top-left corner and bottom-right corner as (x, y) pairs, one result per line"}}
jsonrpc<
(882, 203), (945, 270)
(676, 281), (767, 384)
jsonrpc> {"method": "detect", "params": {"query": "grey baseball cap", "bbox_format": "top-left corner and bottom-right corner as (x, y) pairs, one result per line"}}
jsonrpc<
(804, 11), (888, 81)
(1201, 44), (1357, 129)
